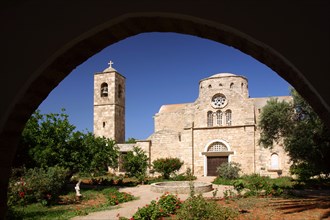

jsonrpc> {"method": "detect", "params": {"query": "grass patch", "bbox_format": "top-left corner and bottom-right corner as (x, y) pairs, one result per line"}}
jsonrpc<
(7, 187), (136, 220)
(212, 177), (236, 185)
(268, 176), (295, 189)
(213, 176), (294, 188)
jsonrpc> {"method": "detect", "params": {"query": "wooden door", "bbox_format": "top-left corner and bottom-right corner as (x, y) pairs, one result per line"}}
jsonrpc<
(207, 156), (228, 176)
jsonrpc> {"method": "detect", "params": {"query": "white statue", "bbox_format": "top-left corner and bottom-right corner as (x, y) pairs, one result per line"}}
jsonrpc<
(75, 179), (82, 197)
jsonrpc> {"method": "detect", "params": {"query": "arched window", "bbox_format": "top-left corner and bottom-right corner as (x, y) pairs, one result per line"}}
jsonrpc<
(101, 82), (108, 97)
(241, 83), (244, 93)
(271, 154), (279, 169)
(207, 111), (213, 127)
(208, 142), (228, 152)
(225, 110), (232, 125)
(230, 82), (234, 89)
(216, 110), (222, 125)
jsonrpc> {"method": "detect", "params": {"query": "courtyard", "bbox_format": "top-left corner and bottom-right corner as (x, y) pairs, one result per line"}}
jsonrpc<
(71, 177), (330, 220)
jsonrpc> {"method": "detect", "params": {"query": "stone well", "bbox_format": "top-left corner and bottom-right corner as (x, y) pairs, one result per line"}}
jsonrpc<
(150, 181), (213, 194)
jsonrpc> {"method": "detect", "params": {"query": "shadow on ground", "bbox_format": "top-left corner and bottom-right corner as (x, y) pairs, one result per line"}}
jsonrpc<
(270, 189), (330, 219)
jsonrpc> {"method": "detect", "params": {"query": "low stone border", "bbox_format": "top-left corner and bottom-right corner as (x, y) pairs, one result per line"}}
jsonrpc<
(150, 181), (213, 194)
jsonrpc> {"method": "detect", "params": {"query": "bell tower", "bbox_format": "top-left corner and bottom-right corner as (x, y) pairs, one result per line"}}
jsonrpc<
(93, 61), (125, 143)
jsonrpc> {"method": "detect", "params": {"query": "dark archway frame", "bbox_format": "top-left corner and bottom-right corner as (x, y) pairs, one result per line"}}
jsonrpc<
(0, 12), (328, 216)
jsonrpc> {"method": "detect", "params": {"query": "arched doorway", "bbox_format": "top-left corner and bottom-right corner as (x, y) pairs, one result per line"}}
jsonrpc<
(202, 140), (234, 176)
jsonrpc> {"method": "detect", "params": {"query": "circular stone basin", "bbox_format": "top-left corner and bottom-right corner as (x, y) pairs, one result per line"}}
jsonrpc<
(150, 181), (213, 194)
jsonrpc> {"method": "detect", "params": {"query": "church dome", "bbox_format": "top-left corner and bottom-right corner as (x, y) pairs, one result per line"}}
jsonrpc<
(209, 73), (236, 78)
(199, 72), (249, 98)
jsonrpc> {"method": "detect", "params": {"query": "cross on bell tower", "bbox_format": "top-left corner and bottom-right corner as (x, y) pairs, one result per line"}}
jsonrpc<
(108, 60), (114, 68)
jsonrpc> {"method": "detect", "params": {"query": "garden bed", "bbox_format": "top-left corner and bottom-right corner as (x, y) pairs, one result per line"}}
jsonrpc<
(214, 192), (330, 220)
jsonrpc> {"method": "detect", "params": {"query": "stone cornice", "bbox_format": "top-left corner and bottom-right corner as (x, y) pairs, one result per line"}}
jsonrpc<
(184, 124), (256, 130)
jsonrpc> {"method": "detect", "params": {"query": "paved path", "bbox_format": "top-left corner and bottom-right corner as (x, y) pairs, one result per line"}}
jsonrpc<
(71, 177), (231, 220)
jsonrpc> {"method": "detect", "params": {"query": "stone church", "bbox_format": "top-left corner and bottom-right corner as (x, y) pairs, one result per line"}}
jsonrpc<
(94, 62), (292, 177)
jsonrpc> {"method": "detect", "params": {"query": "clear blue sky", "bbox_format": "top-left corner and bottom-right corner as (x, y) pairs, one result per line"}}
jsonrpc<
(38, 32), (291, 140)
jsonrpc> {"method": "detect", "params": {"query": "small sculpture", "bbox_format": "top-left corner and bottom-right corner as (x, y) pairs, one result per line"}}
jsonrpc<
(75, 179), (82, 197)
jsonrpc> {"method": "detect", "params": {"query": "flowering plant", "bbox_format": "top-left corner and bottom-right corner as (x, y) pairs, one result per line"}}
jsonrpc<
(132, 192), (182, 219)
(106, 189), (135, 206)
(157, 192), (182, 215)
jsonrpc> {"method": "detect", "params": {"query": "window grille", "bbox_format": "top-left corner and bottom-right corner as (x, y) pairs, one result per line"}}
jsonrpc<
(208, 142), (228, 152)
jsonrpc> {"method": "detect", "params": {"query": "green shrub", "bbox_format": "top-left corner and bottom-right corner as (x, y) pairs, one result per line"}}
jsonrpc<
(157, 193), (182, 215)
(216, 162), (241, 179)
(122, 146), (149, 181)
(7, 166), (69, 206)
(133, 200), (160, 220)
(269, 176), (294, 189)
(132, 193), (182, 220)
(152, 157), (184, 179)
(240, 174), (270, 196)
(176, 194), (238, 220)
(232, 179), (245, 194)
(240, 174), (287, 196)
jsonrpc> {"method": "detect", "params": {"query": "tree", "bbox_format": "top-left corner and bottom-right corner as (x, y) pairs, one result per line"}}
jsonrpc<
(79, 132), (119, 176)
(122, 146), (149, 180)
(152, 157), (184, 179)
(125, 138), (137, 143)
(15, 109), (75, 168)
(258, 89), (330, 180)
(15, 109), (119, 176)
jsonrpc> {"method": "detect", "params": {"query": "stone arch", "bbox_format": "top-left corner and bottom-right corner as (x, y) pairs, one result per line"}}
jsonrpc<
(101, 82), (108, 97)
(203, 139), (234, 176)
(1, 5), (329, 217)
(2, 12), (325, 139)
(204, 139), (231, 152)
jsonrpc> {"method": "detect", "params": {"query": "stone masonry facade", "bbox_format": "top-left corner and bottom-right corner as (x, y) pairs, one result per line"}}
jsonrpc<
(93, 64), (125, 143)
(94, 64), (292, 178)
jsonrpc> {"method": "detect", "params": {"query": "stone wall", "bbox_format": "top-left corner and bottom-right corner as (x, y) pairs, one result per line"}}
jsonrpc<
(148, 73), (292, 177)
(95, 71), (292, 178)
(252, 96), (293, 177)
(93, 70), (125, 142)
